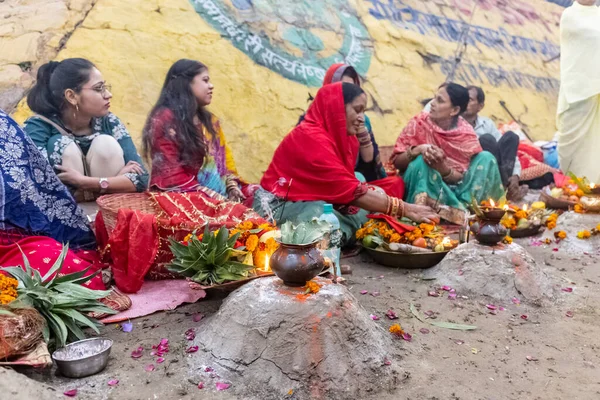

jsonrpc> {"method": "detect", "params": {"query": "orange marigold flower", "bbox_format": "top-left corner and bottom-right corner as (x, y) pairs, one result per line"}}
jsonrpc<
(305, 280), (321, 294)
(596, 223), (600, 232)
(514, 210), (528, 220)
(576, 189), (585, 198)
(502, 218), (516, 229)
(574, 204), (585, 214)
(577, 230), (591, 239)
(389, 233), (402, 243)
(389, 323), (404, 336)
(265, 237), (279, 254)
(544, 238), (552, 245)
(503, 236), (513, 244)
(547, 221), (557, 230)
(246, 235), (260, 252)
(554, 231), (567, 240)
(238, 221), (254, 230)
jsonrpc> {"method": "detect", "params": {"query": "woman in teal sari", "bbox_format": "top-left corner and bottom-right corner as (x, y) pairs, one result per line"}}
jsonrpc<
(392, 83), (504, 224)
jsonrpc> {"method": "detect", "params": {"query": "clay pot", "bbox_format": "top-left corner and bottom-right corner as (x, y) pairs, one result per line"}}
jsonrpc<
(475, 220), (508, 246)
(269, 241), (325, 287)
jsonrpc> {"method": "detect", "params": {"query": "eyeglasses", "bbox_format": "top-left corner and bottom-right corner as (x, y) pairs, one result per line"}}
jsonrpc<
(83, 83), (112, 95)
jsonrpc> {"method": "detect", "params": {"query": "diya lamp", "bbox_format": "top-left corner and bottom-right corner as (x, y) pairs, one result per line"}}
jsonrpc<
(474, 198), (508, 246)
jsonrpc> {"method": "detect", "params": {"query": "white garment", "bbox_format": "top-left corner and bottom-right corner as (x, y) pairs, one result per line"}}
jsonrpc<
(557, 2), (600, 183)
(557, 2), (600, 114)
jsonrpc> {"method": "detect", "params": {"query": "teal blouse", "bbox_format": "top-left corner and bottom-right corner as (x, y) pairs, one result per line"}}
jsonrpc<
(23, 112), (148, 192)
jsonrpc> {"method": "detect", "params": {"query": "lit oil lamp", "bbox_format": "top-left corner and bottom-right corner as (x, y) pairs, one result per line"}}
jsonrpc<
(475, 198), (508, 246)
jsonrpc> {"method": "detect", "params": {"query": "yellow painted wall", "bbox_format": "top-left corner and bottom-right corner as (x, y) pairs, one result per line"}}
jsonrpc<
(10, 0), (565, 182)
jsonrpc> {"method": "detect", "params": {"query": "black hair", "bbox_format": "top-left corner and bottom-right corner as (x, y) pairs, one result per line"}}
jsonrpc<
(143, 59), (215, 167)
(342, 82), (364, 105)
(341, 66), (360, 86)
(27, 58), (95, 117)
(467, 85), (485, 104)
(444, 82), (470, 114)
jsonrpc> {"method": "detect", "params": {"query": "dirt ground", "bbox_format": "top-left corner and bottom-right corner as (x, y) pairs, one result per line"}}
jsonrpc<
(12, 235), (600, 400)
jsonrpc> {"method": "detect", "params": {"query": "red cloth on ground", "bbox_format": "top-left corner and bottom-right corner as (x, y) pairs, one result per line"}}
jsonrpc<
(0, 236), (105, 290)
(392, 112), (482, 173)
(366, 214), (415, 233)
(369, 176), (405, 199)
(96, 192), (267, 293)
(261, 82), (366, 204)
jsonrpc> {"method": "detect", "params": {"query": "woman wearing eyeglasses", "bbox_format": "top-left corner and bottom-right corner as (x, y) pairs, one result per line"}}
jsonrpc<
(23, 58), (149, 201)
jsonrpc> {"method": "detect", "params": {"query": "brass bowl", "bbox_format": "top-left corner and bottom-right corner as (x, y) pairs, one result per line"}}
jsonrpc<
(481, 208), (507, 221)
(363, 246), (450, 269)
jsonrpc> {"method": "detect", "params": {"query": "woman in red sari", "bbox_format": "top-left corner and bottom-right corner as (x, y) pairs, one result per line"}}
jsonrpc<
(254, 82), (439, 246)
(320, 64), (405, 198)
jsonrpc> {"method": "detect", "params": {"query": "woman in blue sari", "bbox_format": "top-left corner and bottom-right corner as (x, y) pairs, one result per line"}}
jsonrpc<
(0, 110), (94, 248)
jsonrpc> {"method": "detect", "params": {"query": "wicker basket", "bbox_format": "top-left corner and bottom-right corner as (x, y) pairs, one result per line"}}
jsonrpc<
(96, 193), (160, 235)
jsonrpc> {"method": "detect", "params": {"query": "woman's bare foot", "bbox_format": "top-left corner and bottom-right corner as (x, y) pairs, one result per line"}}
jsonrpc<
(403, 202), (441, 224)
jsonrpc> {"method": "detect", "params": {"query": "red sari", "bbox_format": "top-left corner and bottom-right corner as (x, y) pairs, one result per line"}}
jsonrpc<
(261, 82), (367, 204)
(322, 64), (404, 199)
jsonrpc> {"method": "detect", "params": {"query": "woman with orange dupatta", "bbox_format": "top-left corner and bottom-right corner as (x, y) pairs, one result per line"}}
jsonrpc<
(392, 83), (504, 224)
(254, 82), (438, 246)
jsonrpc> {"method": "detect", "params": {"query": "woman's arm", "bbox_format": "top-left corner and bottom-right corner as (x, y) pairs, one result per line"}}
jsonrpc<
(350, 189), (440, 224)
(393, 144), (430, 172)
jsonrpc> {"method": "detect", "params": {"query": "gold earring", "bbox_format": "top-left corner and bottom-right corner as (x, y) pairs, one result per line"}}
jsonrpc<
(73, 104), (79, 119)
(76, 104), (79, 113)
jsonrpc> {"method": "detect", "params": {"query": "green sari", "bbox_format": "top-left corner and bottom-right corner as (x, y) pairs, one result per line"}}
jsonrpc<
(252, 188), (367, 247)
(403, 152), (504, 224)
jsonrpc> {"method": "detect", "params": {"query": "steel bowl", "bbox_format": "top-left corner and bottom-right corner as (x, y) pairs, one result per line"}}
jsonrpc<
(52, 338), (112, 378)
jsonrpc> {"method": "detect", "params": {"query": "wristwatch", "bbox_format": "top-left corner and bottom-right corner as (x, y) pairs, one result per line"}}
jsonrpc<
(99, 178), (109, 193)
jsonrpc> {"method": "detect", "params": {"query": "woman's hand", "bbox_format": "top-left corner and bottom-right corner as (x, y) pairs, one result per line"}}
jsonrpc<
(55, 165), (86, 188)
(227, 186), (246, 203)
(423, 146), (449, 173)
(118, 161), (145, 176)
(403, 202), (440, 225)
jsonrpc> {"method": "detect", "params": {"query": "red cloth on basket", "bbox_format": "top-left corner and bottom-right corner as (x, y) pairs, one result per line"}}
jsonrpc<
(97, 192), (266, 293)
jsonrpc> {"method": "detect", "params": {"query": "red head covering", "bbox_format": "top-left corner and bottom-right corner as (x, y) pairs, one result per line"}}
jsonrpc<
(323, 64), (360, 86)
(392, 112), (482, 173)
(260, 82), (364, 204)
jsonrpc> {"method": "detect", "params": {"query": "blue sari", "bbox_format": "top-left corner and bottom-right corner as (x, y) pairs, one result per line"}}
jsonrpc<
(0, 110), (95, 248)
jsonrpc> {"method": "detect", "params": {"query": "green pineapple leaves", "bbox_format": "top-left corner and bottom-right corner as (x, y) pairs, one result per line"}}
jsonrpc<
(168, 226), (253, 286)
(1, 244), (115, 348)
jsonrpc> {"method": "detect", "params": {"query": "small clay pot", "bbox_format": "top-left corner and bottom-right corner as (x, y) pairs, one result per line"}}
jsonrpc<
(475, 220), (508, 246)
(269, 241), (325, 287)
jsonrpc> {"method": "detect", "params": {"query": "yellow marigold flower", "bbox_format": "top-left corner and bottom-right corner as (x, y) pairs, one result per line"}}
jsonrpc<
(503, 236), (513, 244)
(238, 221), (254, 230)
(576, 189), (585, 198)
(547, 214), (558, 222)
(574, 204), (585, 214)
(389, 323), (404, 336)
(577, 230), (591, 239)
(265, 237), (279, 254)
(246, 235), (260, 252)
(183, 233), (193, 243)
(305, 280), (321, 294)
(514, 210), (528, 220)
(390, 233), (402, 243)
(502, 218), (516, 229)
(596, 223), (600, 232)
(356, 228), (365, 240)
(554, 231), (567, 240)
(547, 221), (557, 230)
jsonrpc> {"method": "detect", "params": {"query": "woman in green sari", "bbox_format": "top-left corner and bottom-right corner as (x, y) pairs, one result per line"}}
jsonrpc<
(392, 83), (504, 224)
